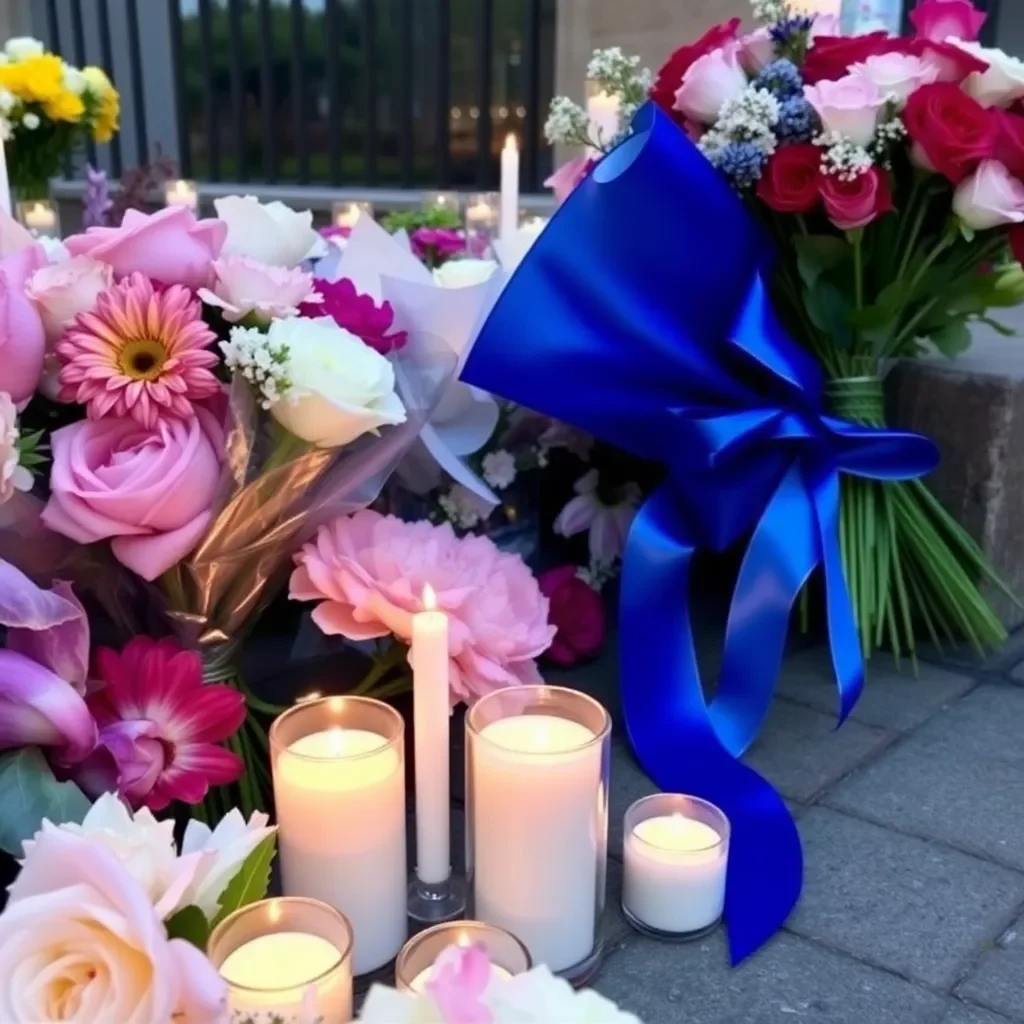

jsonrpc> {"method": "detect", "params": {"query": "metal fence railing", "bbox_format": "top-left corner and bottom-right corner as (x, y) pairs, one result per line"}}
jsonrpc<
(37, 0), (556, 194)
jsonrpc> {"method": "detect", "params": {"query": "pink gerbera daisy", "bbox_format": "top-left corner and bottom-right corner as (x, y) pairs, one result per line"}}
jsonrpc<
(73, 637), (246, 811)
(57, 272), (220, 427)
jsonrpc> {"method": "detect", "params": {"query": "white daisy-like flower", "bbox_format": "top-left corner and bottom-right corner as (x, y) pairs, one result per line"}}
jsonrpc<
(482, 449), (517, 491)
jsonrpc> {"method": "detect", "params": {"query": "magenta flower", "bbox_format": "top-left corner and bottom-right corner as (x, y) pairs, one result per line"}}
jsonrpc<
(428, 944), (494, 1024)
(411, 227), (466, 266)
(301, 276), (407, 354)
(290, 511), (555, 704)
(75, 637), (245, 810)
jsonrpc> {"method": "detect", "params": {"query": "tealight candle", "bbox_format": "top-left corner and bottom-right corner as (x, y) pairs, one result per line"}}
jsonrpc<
(423, 190), (461, 213)
(208, 898), (353, 1024)
(271, 697), (407, 975)
(332, 200), (373, 229)
(466, 686), (610, 982)
(16, 199), (58, 238)
(164, 178), (199, 211)
(394, 920), (531, 993)
(622, 794), (730, 940)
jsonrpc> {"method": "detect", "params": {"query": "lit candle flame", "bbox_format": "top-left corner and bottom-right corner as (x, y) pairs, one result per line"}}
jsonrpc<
(296, 691), (321, 704)
(422, 584), (437, 612)
(268, 899), (282, 924)
(504, 133), (518, 153)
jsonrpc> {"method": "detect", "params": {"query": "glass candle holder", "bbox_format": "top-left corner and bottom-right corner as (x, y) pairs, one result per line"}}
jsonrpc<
(423, 190), (461, 215)
(622, 793), (730, 941)
(15, 198), (59, 239)
(208, 897), (353, 1024)
(464, 192), (499, 256)
(332, 200), (373, 229)
(466, 685), (611, 984)
(271, 696), (407, 976)
(164, 178), (199, 211)
(395, 921), (532, 994)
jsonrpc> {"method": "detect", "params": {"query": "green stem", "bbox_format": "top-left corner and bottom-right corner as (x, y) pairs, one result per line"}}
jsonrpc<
(352, 641), (409, 695)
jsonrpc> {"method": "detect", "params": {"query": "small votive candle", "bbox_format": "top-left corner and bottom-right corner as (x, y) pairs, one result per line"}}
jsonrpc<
(622, 794), (730, 940)
(16, 199), (58, 238)
(271, 696), (407, 976)
(332, 200), (373, 229)
(423, 190), (461, 213)
(208, 897), (354, 1024)
(395, 921), (531, 994)
(164, 178), (199, 211)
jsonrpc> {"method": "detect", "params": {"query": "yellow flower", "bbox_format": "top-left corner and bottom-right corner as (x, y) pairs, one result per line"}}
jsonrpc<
(43, 87), (85, 123)
(82, 66), (113, 97)
(82, 66), (119, 143)
(0, 53), (63, 104)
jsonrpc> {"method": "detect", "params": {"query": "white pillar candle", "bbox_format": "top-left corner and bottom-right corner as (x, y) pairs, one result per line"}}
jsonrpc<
(219, 930), (352, 1023)
(471, 714), (603, 973)
(413, 584), (450, 886)
(586, 90), (620, 151)
(164, 178), (199, 211)
(623, 805), (729, 936)
(499, 134), (519, 242)
(409, 960), (512, 995)
(273, 712), (407, 976)
(0, 139), (10, 216)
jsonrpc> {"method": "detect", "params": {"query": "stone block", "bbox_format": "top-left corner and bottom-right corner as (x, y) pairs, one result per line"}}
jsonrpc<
(958, 919), (1024, 1022)
(788, 808), (1024, 988)
(593, 931), (945, 1024)
(892, 331), (1024, 629)
(940, 1003), (1018, 1024)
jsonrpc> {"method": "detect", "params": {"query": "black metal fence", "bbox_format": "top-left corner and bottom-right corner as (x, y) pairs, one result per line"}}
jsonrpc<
(39, 0), (556, 193)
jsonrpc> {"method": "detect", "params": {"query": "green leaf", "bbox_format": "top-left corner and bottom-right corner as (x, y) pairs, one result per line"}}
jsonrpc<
(211, 833), (277, 928)
(975, 315), (1018, 337)
(165, 905), (210, 950)
(847, 280), (904, 331)
(927, 319), (972, 357)
(795, 234), (850, 290)
(0, 748), (91, 856)
(805, 280), (854, 348)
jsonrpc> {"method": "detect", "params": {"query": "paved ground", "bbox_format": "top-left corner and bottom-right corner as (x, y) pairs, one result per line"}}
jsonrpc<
(565, 635), (1024, 1024)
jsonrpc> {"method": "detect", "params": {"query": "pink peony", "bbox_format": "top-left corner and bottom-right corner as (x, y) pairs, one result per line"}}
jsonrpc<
(910, 0), (987, 43)
(0, 244), (48, 407)
(538, 566), (607, 668)
(804, 74), (886, 147)
(545, 155), (595, 204)
(302, 276), (407, 354)
(0, 207), (34, 258)
(290, 510), (556, 704)
(75, 636), (245, 810)
(674, 42), (748, 125)
(64, 205), (227, 290)
(41, 407), (223, 581)
(0, 827), (227, 1023)
(198, 255), (321, 324)
(25, 255), (113, 345)
(57, 273), (220, 427)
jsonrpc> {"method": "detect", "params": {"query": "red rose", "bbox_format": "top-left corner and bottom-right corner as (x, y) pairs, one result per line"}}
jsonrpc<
(995, 110), (1024, 177)
(820, 167), (893, 231)
(538, 566), (606, 668)
(802, 32), (896, 84)
(757, 145), (822, 214)
(650, 18), (742, 119)
(903, 83), (997, 184)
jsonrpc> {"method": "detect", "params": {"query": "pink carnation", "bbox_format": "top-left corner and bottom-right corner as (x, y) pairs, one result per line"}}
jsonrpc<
(290, 511), (556, 704)
(301, 277), (407, 354)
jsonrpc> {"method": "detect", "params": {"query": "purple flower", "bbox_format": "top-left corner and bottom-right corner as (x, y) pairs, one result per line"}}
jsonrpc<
(82, 165), (113, 230)
(411, 227), (466, 267)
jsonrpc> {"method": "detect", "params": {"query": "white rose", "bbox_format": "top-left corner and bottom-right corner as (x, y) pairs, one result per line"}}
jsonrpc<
(34, 793), (200, 919)
(4, 37), (43, 61)
(214, 195), (325, 267)
(432, 258), (499, 288)
(954, 41), (1024, 108)
(270, 316), (407, 448)
(180, 810), (276, 920)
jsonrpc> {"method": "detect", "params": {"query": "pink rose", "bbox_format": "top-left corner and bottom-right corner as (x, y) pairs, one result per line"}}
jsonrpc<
(544, 155), (595, 204)
(0, 208), (35, 258)
(674, 43), (749, 126)
(820, 166), (894, 230)
(0, 828), (227, 1023)
(198, 255), (321, 324)
(25, 255), (113, 344)
(64, 206), (227, 290)
(953, 159), (1024, 229)
(41, 408), (223, 581)
(910, 0), (987, 43)
(0, 245), (47, 407)
(739, 28), (775, 75)
(539, 566), (606, 667)
(851, 52), (939, 107)
(804, 74), (886, 147)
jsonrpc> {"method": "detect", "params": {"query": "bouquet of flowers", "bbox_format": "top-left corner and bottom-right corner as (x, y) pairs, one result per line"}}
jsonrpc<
(0, 194), (460, 818)
(546, 0), (1024, 661)
(0, 36), (119, 202)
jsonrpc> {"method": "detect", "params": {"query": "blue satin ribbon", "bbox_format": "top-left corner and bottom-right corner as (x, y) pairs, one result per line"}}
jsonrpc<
(463, 103), (939, 963)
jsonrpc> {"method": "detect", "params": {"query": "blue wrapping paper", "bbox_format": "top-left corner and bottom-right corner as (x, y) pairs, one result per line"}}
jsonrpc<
(462, 103), (940, 962)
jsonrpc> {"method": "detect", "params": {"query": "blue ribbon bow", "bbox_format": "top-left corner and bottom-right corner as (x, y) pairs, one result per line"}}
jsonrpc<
(463, 104), (939, 963)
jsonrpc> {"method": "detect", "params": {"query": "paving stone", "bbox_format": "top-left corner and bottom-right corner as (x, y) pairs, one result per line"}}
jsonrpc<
(788, 808), (1024, 989)
(742, 700), (892, 803)
(592, 930), (945, 1024)
(957, 919), (1024, 1022)
(777, 647), (976, 732)
(939, 1002), (1018, 1024)
(825, 692), (1024, 869)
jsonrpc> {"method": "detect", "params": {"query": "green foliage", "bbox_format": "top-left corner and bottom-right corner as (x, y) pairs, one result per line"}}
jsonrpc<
(926, 319), (972, 357)
(165, 905), (211, 950)
(211, 833), (278, 928)
(381, 206), (462, 234)
(0, 749), (90, 856)
(794, 234), (849, 290)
